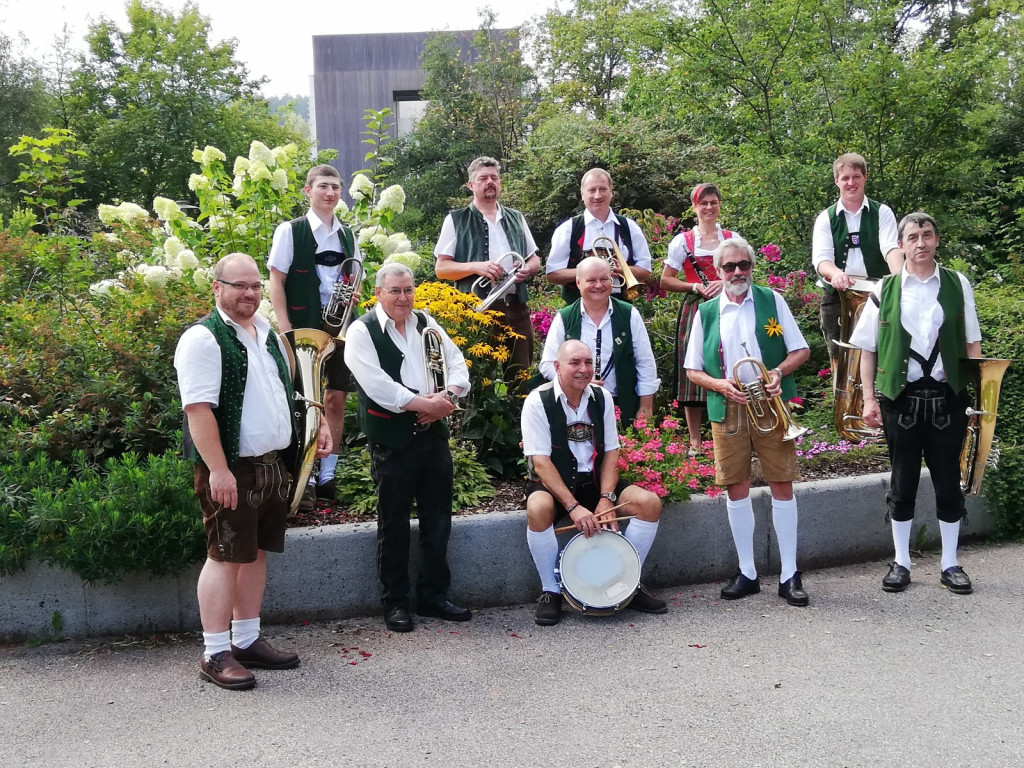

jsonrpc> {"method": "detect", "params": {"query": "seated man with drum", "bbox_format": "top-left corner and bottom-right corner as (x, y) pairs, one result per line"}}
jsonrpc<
(522, 339), (666, 626)
(684, 237), (812, 607)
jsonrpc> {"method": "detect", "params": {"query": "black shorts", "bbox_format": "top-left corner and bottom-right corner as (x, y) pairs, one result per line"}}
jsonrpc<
(526, 476), (633, 519)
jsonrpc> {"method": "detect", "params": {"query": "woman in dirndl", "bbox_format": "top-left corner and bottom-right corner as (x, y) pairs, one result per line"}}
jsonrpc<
(660, 183), (739, 457)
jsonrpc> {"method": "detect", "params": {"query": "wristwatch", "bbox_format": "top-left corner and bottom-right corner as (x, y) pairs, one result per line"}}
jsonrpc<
(600, 491), (617, 503)
(691, 283), (700, 294)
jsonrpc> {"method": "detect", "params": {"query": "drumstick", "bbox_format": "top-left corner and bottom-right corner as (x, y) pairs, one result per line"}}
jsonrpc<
(554, 501), (634, 534)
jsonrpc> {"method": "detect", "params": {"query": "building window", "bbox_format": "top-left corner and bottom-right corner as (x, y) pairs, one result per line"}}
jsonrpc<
(394, 90), (427, 137)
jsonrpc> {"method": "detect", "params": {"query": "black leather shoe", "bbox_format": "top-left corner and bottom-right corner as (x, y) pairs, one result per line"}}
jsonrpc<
(778, 571), (809, 606)
(384, 606), (414, 632)
(627, 584), (668, 614)
(940, 565), (973, 595)
(720, 572), (760, 600)
(417, 600), (472, 622)
(882, 562), (911, 592)
(535, 591), (562, 626)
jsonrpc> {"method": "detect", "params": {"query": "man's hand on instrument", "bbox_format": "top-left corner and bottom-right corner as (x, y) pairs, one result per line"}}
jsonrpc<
(703, 279), (724, 298)
(765, 368), (783, 398)
(720, 378), (748, 405)
(862, 397), (882, 429)
(417, 392), (456, 424)
(513, 263), (533, 283)
(829, 270), (853, 291)
(209, 468), (238, 510)
(315, 420), (333, 458)
(477, 261), (506, 281)
(570, 505), (601, 538)
(594, 497), (620, 532)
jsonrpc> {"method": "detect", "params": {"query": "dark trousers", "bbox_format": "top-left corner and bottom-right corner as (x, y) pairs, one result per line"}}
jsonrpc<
(879, 381), (969, 523)
(368, 428), (454, 610)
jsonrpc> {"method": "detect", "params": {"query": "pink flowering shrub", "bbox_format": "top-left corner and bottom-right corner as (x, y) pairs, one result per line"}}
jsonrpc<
(617, 409), (720, 502)
(531, 306), (555, 341)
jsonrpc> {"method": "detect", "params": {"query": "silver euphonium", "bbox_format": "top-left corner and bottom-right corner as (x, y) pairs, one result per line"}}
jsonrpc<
(417, 327), (461, 431)
(322, 257), (364, 340)
(281, 328), (335, 515)
(472, 251), (526, 312)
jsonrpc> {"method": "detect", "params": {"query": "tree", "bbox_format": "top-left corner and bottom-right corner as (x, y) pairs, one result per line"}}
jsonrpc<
(0, 33), (51, 218)
(66, 0), (302, 207)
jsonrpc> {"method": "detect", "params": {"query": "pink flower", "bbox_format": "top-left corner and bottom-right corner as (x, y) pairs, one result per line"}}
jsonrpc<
(818, 368), (831, 378)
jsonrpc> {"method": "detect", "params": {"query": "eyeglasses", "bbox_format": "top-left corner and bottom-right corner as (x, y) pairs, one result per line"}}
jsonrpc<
(720, 260), (752, 273)
(382, 287), (415, 296)
(216, 279), (263, 292)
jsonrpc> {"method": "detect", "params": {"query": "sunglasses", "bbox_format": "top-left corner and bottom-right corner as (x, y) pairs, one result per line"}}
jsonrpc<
(720, 260), (752, 273)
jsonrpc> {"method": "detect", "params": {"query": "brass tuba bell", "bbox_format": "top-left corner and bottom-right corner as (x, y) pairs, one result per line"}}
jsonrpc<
(833, 277), (884, 443)
(959, 357), (1011, 495)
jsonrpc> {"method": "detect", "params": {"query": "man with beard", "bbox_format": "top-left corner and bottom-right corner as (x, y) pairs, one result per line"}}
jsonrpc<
(434, 156), (542, 383)
(684, 238), (812, 606)
(175, 253), (332, 689)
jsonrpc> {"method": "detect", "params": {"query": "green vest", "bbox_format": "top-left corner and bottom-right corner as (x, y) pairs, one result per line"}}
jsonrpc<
(449, 204), (530, 303)
(283, 216), (358, 330)
(561, 212), (636, 303)
(182, 310), (296, 467)
(699, 286), (797, 423)
(354, 310), (449, 450)
(823, 198), (886, 294)
(559, 298), (639, 428)
(874, 267), (968, 399)
(538, 383), (607, 493)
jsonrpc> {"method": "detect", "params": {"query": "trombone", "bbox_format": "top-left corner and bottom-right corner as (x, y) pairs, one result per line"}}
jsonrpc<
(591, 235), (642, 301)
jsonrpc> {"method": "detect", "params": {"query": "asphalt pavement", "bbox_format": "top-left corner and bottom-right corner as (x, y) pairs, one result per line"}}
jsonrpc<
(2, 541), (1022, 768)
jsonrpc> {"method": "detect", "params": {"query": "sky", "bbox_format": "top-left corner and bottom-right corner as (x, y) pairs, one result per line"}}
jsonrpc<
(1, 0), (560, 96)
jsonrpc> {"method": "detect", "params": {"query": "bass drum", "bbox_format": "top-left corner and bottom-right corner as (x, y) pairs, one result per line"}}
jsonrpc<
(555, 530), (641, 616)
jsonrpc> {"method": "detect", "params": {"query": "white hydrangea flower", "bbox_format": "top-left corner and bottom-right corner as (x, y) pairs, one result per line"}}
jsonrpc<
(257, 298), (276, 323)
(103, 232), (119, 243)
(235, 222), (249, 235)
(249, 161), (273, 183)
(201, 145), (226, 164)
(357, 224), (383, 245)
(378, 184), (406, 214)
(993, 272), (1003, 284)
(119, 202), (149, 223)
(384, 251), (422, 271)
(370, 233), (389, 251)
(383, 233), (412, 255)
(208, 215), (224, 231)
(152, 196), (183, 222)
(248, 141), (276, 167)
(89, 278), (125, 297)
(137, 264), (172, 289)
(191, 148), (205, 163)
(271, 168), (289, 191)
(232, 175), (245, 195)
(349, 173), (374, 201)
(271, 143), (297, 164)
(334, 199), (349, 216)
(163, 237), (184, 259)
(188, 173), (210, 191)
(233, 156), (250, 176)
(193, 266), (214, 290)
(151, 246), (165, 260)
(176, 250), (199, 270)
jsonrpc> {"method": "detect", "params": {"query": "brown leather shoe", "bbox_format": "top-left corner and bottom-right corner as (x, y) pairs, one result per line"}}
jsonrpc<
(230, 637), (300, 670)
(199, 651), (256, 690)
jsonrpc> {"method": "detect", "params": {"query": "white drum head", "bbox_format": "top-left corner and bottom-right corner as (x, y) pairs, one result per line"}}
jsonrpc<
(557, 530), (641, 614)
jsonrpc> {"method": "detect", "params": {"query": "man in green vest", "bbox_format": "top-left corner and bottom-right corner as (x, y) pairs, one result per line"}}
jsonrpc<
(811, 153), (903, 377)
(684, 237), (812, 607)
(268, 164), (361, 504)
(175, 253), (333, 690)
(343, 262), (473, 633)
(850, 212), (982, 595)
(538, 256), (659, 428)
(434, 156), (542, 384)
(522, 339), (667, 626)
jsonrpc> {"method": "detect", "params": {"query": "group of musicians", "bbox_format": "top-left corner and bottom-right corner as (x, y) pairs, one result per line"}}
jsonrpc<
(175, 153), (984, 690)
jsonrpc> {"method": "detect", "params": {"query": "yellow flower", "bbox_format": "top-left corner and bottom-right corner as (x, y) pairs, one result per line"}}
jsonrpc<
(491, 346), (510, 363)
(468, 342), (493, 358)
(764, 317), (784, 337)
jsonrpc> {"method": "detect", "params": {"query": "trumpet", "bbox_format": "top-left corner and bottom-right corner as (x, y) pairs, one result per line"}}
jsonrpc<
(591, 235), (642, 301)
(728, 346), (808, 442)
(322, 258), (364, 340)
(472, 252), (526, 313)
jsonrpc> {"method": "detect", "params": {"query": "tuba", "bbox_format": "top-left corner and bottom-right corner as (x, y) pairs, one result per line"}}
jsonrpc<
(959, 357), (1011, 495)
(472, 252), (526, 313)
(833, 278), (884, 443)
(728, 346), (808, 442)
(281, 328), (335, 515)
(322, 258), (365, 340)
(591, 235), (642, 301)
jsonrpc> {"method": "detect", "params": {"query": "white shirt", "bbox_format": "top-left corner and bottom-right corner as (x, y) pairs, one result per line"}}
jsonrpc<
(664, 225), (738, 271)
(538, 301), (660, 398)
(811, 198), (899, 277)
(849, 264), (981, 383)
(546, 209), (653, 292)
(268, 210), (363, 307)
(684, 289), (808, 383)
(343, 304), (471, 412)
(433, 206), (539, 262)
(522, 380), (619, 474)
(174, 308), (293, 457)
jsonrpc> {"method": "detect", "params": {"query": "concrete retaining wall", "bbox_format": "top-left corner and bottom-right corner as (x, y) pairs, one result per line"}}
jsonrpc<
(0, 471), (989, 641)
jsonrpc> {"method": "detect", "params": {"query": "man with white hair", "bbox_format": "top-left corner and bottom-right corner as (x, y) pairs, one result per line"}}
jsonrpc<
(684, 237), (812, 606)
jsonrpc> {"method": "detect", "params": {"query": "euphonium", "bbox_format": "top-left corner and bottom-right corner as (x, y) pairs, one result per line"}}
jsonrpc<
(281, 328), (336, 515)
(959, 357), (1011, 495)
(472, 251), (526, 313)
(833, 278), (884, 443)
(322, 258), (365, 340)
(591, 235), (642, 301)
(730, 347), (808, 442)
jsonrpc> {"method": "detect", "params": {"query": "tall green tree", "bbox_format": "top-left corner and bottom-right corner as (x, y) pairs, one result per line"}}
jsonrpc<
(67, 0), (301, 207)
(0, 33), (51, 218)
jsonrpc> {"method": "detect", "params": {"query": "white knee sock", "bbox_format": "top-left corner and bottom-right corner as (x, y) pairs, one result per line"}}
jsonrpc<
(203, 630), (231, 661)
(231, 617), (260, 650)
(726, 496), (757, 580)
(771, 497), (799, 583)
(319, 453), (338, 484)
(624, 518), (658, 565)
(892, 519), (913, 569)
(527, 526), (560, 593)
(939, 520), (961, 572)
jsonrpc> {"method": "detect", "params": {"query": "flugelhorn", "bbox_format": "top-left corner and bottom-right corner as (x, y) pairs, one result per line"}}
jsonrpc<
(322, 258), (364, 340)
(591, 235), (642, 301)
(833, 277), (883, 443)
(472, 251), (526, 313)
(281, 328), (336, 515)
(729, 345), (808, 442)
(959, 357), (1011, 495)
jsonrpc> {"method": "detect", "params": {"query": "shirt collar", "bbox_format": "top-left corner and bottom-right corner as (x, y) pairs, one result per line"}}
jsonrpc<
(305, 208), (341, 236)
(553, 376), (593, 411)
(472, 202), (504, 222)
(373, 302), (418, 333)
(901, 261), (940, 286)
(716, 287), (754, 311)
(583, 208), (616, 228)
(215, 305), (270, 342)
(835, 197), (869, 216)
